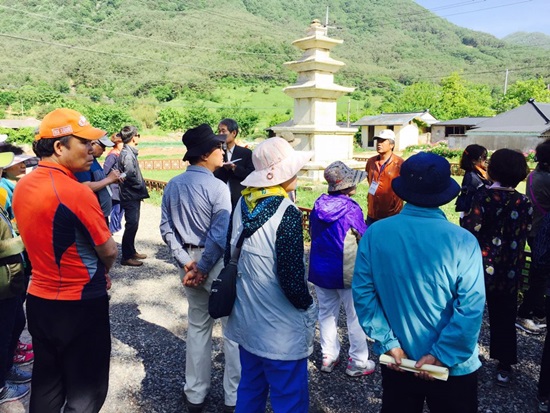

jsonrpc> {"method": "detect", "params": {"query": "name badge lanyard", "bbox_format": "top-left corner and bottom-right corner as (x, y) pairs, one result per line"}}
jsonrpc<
(369, 155), (392, 196)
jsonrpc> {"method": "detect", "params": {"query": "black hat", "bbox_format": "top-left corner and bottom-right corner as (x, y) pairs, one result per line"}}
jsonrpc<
(391, 152), (460, 208)
(182, 124), (226, 161)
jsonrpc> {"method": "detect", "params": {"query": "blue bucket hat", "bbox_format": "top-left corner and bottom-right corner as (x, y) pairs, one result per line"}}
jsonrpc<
(391, 152), (460, 208)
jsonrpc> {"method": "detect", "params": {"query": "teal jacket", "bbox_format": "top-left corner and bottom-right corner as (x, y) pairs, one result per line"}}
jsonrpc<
(352, 203), (485, 376)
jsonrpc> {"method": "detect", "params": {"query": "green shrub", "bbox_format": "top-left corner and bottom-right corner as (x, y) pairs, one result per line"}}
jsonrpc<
(403, 141), (462, 160)
(157, 107), (186, 131)
(0, 127), (35, 145)
(83, 105), (137, 135)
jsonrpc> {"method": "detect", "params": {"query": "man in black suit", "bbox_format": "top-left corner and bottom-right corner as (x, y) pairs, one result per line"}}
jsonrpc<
(214, 118), (254, 209)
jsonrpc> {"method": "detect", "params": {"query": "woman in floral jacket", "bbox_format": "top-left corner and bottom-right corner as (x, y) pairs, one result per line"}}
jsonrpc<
(462, 148), (532, 387)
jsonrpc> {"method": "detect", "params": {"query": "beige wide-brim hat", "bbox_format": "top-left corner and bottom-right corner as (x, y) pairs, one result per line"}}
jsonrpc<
(241, 137), (313, 188)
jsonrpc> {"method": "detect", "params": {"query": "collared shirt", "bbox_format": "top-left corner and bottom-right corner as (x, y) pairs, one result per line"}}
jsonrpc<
(353, 204), (485, 376)
(365, 153), (404, 220)
(74, 158), (112, 217)
(13, 161), (111, 300)
(160, 165), (231, 273)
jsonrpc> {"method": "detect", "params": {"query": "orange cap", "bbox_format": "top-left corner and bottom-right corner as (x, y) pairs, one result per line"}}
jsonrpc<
(35, 108), (106, 141)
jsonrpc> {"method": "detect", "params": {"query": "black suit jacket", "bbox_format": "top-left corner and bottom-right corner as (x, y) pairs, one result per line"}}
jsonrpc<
(214, 144), (254, 209)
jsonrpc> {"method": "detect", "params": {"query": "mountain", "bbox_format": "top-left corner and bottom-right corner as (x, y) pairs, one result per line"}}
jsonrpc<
(503, 31), (550, 49)
(0, 0), (548, 99)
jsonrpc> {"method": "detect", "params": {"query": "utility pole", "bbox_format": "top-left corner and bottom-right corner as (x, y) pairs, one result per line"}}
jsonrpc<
(324, 6), (336, 35)
(504, 69), (509, 95)
(347, 98), (351, 128)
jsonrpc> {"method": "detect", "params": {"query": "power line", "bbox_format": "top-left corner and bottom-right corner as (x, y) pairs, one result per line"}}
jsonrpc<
(0, 32), (286, 80)
(397, 0), (488, 17)
(0, 4), (292, 57)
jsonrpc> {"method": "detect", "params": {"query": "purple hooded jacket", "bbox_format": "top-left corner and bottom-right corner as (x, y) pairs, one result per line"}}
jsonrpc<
(308, 194), (367, 289)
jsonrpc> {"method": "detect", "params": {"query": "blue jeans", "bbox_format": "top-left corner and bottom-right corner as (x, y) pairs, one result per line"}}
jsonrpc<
(0, 296), (25, 387)
(120, 200), (140, 260)
(109, 201), (124, 234)
(236, 346), (309, 413)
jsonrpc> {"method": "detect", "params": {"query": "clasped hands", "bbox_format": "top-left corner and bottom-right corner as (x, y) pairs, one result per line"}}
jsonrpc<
(385, 347), (443, 381)
(182, 261), (207, 287)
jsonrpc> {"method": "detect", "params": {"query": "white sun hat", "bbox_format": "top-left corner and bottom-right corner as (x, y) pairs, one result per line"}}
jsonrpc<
(241, 137), (313, 188)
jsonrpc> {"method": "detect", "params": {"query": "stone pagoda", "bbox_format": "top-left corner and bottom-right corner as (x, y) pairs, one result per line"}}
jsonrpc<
(271, 19), (359, 180)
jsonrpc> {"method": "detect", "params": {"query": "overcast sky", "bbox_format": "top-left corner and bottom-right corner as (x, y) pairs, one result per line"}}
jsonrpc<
(414, 0), (550, 38)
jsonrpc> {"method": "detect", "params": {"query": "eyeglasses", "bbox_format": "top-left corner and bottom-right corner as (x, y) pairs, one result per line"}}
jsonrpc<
(215, 142), (227, 151)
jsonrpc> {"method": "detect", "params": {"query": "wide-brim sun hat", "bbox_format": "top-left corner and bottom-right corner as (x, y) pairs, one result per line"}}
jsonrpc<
(241, 137), (313, 188)
(182, 123), (226, 161)
(0, 152), (14, 169)
(391, 152), (460, 208)
(5, 154), (35, 168)
(324, 160), (367, 192)
(36, 108), (106, 141)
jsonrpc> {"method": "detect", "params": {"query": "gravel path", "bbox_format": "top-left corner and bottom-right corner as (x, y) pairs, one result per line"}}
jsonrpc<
(1, 201), (546, 413)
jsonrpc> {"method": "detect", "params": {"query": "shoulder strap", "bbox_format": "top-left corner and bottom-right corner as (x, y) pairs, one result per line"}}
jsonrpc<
(228, 230), (248, 264)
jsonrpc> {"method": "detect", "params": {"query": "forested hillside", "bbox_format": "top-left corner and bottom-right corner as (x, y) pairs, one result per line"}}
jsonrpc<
(0, 0), (548, 136)
(503, 31), (550, 50)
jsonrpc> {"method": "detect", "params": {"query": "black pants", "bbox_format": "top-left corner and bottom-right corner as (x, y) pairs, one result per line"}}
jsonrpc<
(0, 295), (25, 386)
(27, 294), (111, 413)
(538, 296), (550, 398)
(120, 200), (141, 260)
(486, 289), (518, 366)
(518, 237), (547, 319)
(381, 365), (478, 413)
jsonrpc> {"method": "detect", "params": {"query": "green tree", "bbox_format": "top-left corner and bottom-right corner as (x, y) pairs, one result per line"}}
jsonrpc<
(184, 105), (217, 131)
(83, 105), (137, 135)
(495, 78), (550, 113)
(217, 104), (260, 138)
(156, 107), (186, 131)
(390, 82), (442, 113)
(436, 73), (494, 120)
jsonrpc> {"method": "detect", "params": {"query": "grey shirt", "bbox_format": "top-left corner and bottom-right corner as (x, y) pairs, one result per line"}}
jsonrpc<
(160, 165), (231, 273)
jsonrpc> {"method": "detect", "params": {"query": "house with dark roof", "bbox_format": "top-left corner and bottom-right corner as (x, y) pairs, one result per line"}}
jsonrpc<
(449, 99), (550, 152)
(352, 110), (438, 151)
(431, 117), (491, 142)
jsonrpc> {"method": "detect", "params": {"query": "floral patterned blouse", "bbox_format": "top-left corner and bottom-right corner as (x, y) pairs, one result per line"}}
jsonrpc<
(462, 187), (533, 294)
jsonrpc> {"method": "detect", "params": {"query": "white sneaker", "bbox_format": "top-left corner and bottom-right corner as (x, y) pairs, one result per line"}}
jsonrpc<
(534, 316), (547, 329)
(515, 318), (544, 334)
(320, 355), (339, 373)
(345, 358), (375, 377)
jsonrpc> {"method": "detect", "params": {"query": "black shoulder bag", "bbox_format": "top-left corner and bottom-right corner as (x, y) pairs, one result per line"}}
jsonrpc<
(208, 231), (246, 319)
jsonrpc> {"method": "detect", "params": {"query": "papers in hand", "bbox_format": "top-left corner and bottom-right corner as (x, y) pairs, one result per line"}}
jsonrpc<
(379, 354), (449, 381)
(224, 158), (242, 166)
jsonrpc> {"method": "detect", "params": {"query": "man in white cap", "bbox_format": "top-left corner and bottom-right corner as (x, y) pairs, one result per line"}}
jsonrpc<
(353, 152), (485, 413)
(160, 123), (240, 413)
(364, 129), (404, 225)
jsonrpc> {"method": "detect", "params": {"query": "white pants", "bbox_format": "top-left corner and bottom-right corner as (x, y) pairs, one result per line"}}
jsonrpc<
(180, 255), (241, 406)
(315, 286), (370, 365)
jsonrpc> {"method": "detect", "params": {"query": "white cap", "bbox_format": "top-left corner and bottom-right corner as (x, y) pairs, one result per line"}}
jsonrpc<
(374, 129), (395, 142)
